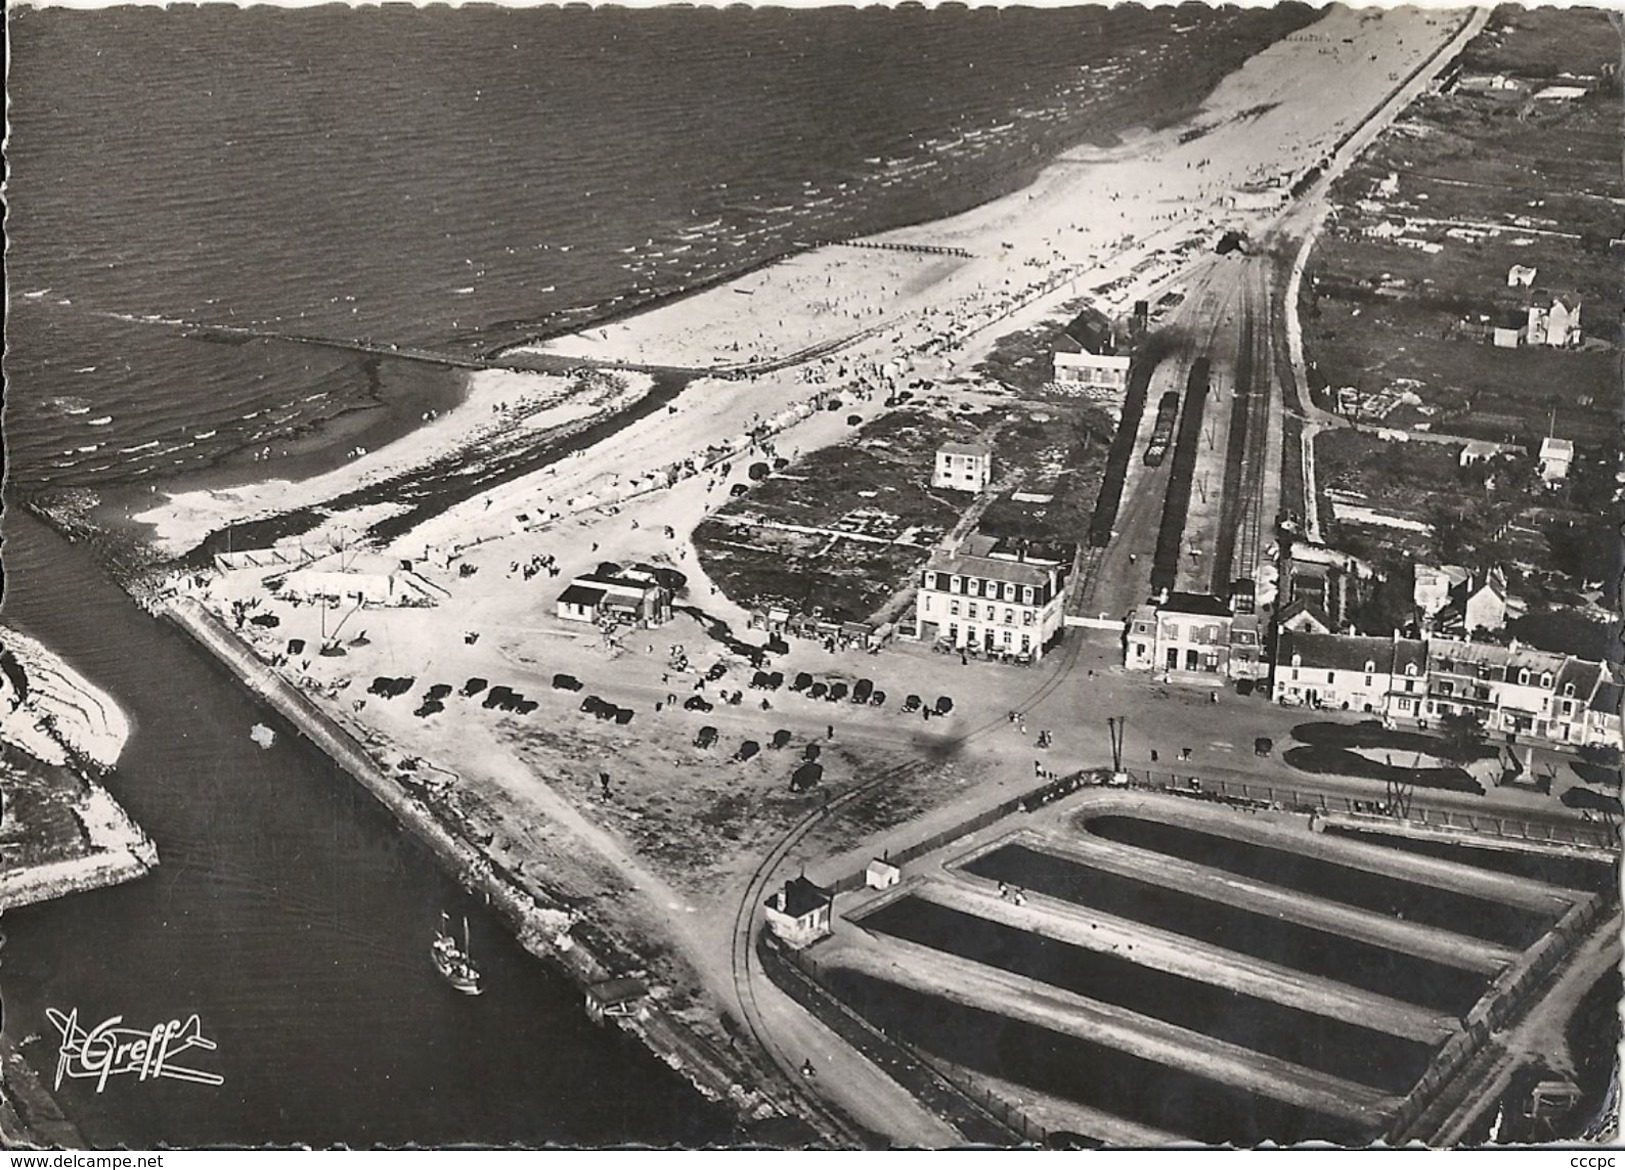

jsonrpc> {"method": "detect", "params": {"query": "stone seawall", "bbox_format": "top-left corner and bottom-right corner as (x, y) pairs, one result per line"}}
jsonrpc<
(159, 596), (773, 1127)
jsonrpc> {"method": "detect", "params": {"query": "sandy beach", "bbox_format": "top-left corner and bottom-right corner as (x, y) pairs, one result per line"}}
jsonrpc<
(0, 624), (130, 769)
(133, 365), (655, 560)
(130, 5), (1453, 576)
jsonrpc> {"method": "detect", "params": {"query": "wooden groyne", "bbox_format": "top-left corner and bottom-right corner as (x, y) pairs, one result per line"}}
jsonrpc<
(159, 595), (775, 1127)
(833, 239), (974, 259)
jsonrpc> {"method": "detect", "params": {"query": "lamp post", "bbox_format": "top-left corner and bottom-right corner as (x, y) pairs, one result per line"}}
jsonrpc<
(1107, 716), (1128, 785)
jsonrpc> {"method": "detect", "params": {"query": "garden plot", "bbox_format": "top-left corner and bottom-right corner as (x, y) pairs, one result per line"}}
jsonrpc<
(695, 408), (997, 622)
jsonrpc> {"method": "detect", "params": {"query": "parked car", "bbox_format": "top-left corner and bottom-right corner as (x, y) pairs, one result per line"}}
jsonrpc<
(791, 672), (813, 692)
(751, 670), (772, 690)
(729, 483), (750, 498)
(462, 677), (489, 697)
(706, 662), (728, 682)
(770, 729), (793, 751)
(413, 699), (443, 718)
(579, 694), (607, 715)
(684, 695), (714, 712)
(694, 726), (719, 749)
(425, 683), (453, 701)
(802, 743), (821, 762)
(903, 694), (922, 712)
(852, 679), (874, 704)
(826, 682), (849, 703)
(790, 761), (824, 791)
(870, 690), (886, 707)
(807, 682), (828, 700)
(552, 673), (583, 692)
(935, 696), (954, 715)
(766, 671), (784, 690)
(612, 706), (634, 725)
(1254, 737), (1273, 757)
(734, 740), (760, 762)
(485, 686), (517, 710)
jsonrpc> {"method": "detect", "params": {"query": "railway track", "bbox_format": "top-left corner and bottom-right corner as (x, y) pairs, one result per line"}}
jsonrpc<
(726, 627), (1088, 1145)
(1208, 261), (1276, 596)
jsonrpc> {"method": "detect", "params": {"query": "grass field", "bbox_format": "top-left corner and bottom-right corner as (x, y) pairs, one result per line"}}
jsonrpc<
(1303, 6), (1620, 451)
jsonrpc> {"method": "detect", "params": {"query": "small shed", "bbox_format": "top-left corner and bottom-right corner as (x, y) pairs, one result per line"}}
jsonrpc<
(865, 858), (901, 890)
(585, 977), (650, 1024)
(764, 876), (834, 948)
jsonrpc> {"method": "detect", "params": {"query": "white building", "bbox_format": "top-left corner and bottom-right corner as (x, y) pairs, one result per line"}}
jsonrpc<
(1053, 307), (1130, 391)
(914, 535), (1067, 663)
(1538, 437), (1575, 486)
(1274, 632), (1400, 714)
(1124, 592), (1236, 685)
(1414, 564), (1469, 618)
(931, 440), (993, 492)
(1527, 296), (1581, 347)
(555, 568), (671, 628)
(763, 877), (833, 949)
(1506, 264), (1538, 288)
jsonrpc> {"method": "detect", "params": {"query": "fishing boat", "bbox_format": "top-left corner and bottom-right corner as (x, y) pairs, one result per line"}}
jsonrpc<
(431, 912), (483, 996)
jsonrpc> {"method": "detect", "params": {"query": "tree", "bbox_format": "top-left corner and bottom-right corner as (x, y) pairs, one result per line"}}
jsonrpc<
(1438, 708), (1488, 762)
(1350, 564), (1416, 636)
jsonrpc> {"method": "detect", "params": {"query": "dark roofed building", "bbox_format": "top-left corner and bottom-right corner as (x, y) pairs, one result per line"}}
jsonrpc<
(555, 568), (672, 628)
(916, 536), (1069, 663)
(1274, 632), (1401, 712)
(585, 977), (649, 1023)
(1277, 597), (1334, 634)
(764, 876), (833, 948)
(1162, 592), (1234, 618)
(1053, 306), (1131, 390)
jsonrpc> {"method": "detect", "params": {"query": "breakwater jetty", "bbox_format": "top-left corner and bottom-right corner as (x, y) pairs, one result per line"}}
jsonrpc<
(158, 596), (779, 1130)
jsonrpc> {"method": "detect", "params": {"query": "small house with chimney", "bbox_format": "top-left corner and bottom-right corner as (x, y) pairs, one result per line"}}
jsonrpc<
(1053, 306), (1131, 391)
(764, 876), (834, 948)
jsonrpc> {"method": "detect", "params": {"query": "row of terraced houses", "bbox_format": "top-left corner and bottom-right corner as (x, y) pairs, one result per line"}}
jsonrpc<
(1274, 630), (1622, 751)
(1121, 593), (1620, 751)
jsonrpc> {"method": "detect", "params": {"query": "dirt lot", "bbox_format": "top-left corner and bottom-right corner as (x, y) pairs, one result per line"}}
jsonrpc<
(1301, 6), (1621, 450)
(694, 398), (1104, 624)
(692, 406), (986, 623)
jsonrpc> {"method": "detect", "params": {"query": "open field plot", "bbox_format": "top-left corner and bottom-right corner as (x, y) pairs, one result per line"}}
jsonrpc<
(809, 791), (1590, 1145)
(1302, 7), (1621, 450)
(1303, 277), (1618, 446)
(976, 405), (1111, 548)
(695, 407), (992, 622)
(1457, 5), (1623, 81)
(1314, 430), (1464, 519)
(499, 715), (854, 898)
